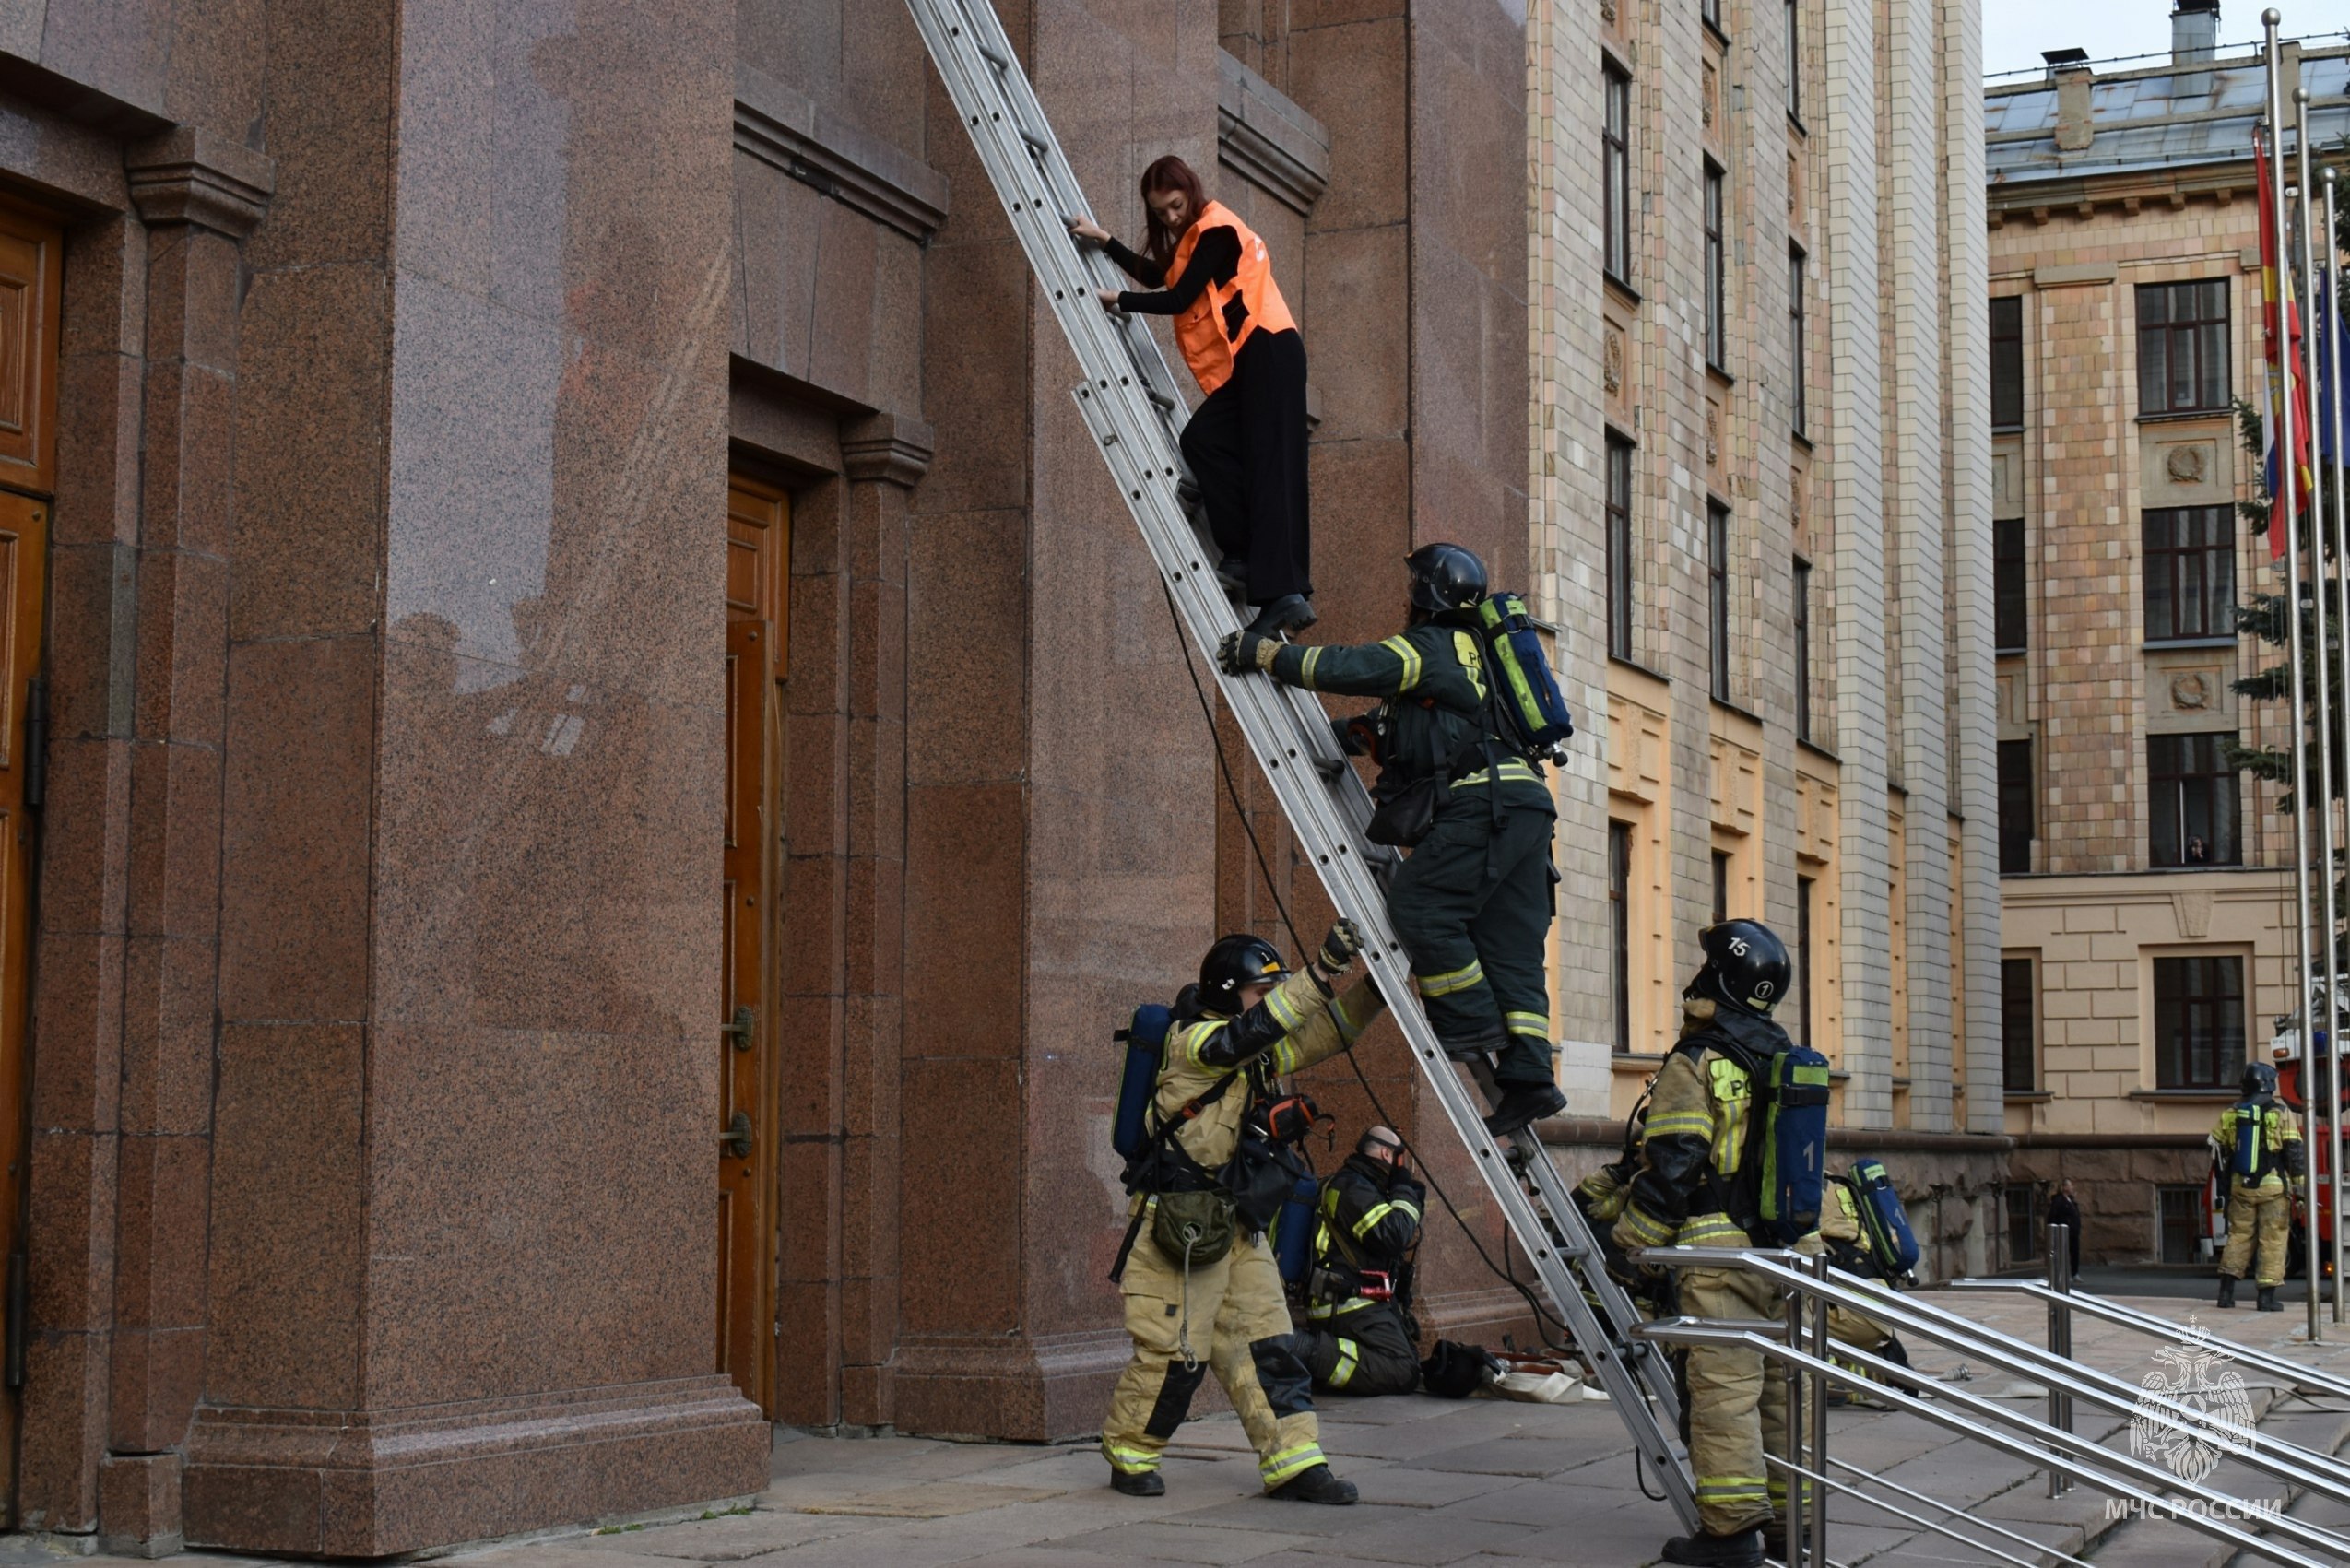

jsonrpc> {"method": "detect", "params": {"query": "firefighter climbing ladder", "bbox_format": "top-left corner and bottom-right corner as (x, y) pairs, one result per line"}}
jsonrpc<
(903, 0), (1700, 1531)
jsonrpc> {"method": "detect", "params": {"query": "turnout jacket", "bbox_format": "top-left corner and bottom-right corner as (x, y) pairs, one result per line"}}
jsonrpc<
(1612, 997), (1801, 1255)
(2210, 1098), (2307, 1188)
(1265, 619), (1553, 818)
(1151, 969), (1384, 1173)
(1309, 1154), (1424, 1318)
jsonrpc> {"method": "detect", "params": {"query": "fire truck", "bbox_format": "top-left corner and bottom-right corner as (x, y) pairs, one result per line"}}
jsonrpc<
(2259, 998), (2342, 1280)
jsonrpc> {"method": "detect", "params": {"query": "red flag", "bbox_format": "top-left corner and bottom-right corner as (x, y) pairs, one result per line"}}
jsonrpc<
(2257, 125), (2314, 559)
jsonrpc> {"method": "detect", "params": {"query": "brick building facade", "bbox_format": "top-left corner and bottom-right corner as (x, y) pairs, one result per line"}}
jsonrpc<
(1987, 20), (2350, 1265)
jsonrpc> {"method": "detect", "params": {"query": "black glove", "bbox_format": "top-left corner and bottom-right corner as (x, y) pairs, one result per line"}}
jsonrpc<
(1317, 918), (1364, 973)
(1216, 630), (1276, 677)
(1333, 710), (1380, 759)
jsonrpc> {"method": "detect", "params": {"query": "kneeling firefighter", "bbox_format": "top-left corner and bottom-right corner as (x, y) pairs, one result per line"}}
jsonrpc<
(2212, 1061), (2305, 1312)
(1217, 543), (1569, 1138)
(1102, 925), (1381, 1503)
(1300, 1126), (1425, 1397)
(1611, 920), (1827, 1568)
(1817, 1161), (1919, 1398)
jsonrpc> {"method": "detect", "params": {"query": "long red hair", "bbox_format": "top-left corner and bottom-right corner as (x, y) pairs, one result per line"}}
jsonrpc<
(1139, 155), (1210, 272)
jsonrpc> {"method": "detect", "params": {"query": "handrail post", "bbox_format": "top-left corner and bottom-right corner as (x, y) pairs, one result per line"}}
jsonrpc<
(1785, 1277), (1807, 1563)
(2047, 1223), (2074, 1497)
(1808, 1250), (1832, 1565)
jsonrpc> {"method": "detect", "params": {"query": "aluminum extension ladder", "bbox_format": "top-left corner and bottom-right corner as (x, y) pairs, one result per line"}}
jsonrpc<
(903, 0), (1699, 1530)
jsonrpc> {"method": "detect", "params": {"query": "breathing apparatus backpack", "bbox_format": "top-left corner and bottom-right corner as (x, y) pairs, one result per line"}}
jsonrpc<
(2231, 1099), (2274, 1182)
(1705, 1032), (1832, 1245)
(1843, 1157), (1921, 1280)
(1112, 1002), (1175, 1164)
(1473, 591), (1577, 763)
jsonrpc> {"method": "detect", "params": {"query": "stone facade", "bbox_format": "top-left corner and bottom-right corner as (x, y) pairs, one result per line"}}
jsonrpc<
(1529, 0), (2003, 1256)
(1987, 38), (2350, 1265)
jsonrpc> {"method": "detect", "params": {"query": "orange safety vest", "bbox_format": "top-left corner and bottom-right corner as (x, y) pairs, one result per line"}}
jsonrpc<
(1168, 201), (1297, 397)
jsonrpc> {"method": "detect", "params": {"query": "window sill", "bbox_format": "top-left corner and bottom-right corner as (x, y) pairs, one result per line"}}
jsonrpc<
(1703, 17), (1730, 47)
(2137, 407), (2233, 425)
(2004, 1091), (2054, 1103)
(1789, 111), (1809, 138)
(1612, 1052), (1669, 1072)
(1706, 361), (1736, 389)
(1605, 273), (1642, 309)
(1993, 423), (2025, 437)
(1711, 695), (1762, 725)
(1791, 426), (1813, 453)
(2150, 860), (2244, 872)
(2130, 1089), (2238, 1102)
(2145, 636), (2236, 651)
(1798, 737), (1839, 765)
(1610, 653), (1671, 685)
(1996, 645), (2027, 658)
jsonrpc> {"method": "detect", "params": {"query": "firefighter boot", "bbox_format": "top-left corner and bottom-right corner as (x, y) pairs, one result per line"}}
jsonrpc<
(1269, 1464), (1357, 1504)
(1662, 1527), (1765, 1567)
(2260, 1286), (2284, 1312)
(1110, 1469), (1165, 1497)
(1245, 595), (1317, 639)
(2217, 1275), (2237, 1309)
(1484, 1082), (1567, 1138)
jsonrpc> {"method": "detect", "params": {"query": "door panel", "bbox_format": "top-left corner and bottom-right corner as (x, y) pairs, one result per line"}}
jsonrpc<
(0, 492), (43, 1520)
(718, 476), (785, 1410)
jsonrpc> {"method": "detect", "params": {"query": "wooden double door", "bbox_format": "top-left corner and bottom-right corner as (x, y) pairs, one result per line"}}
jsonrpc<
(717, 475), (786, 1410)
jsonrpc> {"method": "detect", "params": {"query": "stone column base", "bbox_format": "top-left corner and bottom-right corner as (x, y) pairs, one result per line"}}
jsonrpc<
(182, 1376), (769, 1554)
(891, 1331), (1130, 1442)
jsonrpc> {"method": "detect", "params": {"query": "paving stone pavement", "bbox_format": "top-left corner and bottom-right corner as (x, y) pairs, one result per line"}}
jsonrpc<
(15, 1292), (2350, 1567)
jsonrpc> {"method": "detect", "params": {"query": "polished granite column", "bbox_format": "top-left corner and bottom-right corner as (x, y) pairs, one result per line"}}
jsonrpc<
(181, 0), (767, 1550)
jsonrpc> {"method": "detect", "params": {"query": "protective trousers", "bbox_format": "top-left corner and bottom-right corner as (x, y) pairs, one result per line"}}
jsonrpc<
(1681, 1266), (1796, 1537)
(2221, 1178), (2292, 1287)
(1178, 327), (1311, 603)
(1101, 1225), (1326, 1490)
(1387, 801), (1556, 1084)
(1301, 1301), (1420, 1397)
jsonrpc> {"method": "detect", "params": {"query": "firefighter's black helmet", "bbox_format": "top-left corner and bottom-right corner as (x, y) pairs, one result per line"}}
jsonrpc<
(1690, 919), (1793, 1018)
(2243, 1060), (2280, 1099)
(1200, 934), (1291, 1015)
(1406, 542), (1488, 615)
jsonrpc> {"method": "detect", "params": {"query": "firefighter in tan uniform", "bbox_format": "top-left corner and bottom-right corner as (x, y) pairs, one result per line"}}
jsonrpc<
(1610, 921), (1802, 1568)
(1101, 925), (1379, 1503)
(2212, 1060), (2305, 1312)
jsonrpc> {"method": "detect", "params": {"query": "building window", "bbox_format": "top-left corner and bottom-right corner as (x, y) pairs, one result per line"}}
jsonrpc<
(1793, 875), (1815, 1046)
(1712, 851), (1730, 925)
(2154, 954), (2245, 1091)
(1611, 822), (1634, 1055)
(1704, 160), (1727, 370)
(2148, 732), (2239, 867)
(2136, 279), (2230, 416)
(1604, 65), (1632, 287)
(2143, 506), (2234, 643)
(1703, 0), (1722, 34)
(1792, 557), (1812, 742)
(1789, 245), (1808, 435)
(2003, 1185), (2040, 1266)
(1785, 0), (1801, 119)
(1994, 517), (2026, 654)
(2157, 1185), (2204, 1264)
(1998, 737), (2034, 874)
(1708, 501), (1731, 701)
(1990, 295), (2025, 430)
(2002, 956), (2037, 1092)
(1607, 434), (1635, 660)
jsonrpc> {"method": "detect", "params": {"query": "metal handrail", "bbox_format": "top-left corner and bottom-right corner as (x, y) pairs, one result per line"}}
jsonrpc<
(1949, 1276), (2350, 1402)
(1636, 1316), (2347, 1567)
(1643, 1246), (2350, 1512)
(1823, 1454), (2096, 1568)
(1779, 1452), (2051, 1568)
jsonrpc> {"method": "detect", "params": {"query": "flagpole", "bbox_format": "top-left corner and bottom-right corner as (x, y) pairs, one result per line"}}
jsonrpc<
(2328, 164), (2348, 1324)
(2263, 9), (2321, 1344)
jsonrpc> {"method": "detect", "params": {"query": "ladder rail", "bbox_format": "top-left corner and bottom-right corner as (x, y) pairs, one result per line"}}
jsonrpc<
(906, 0), (1697, 1529)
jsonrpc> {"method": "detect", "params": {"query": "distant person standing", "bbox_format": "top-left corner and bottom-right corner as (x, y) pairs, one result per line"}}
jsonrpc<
(2044, 1178), (2082, 1277)
(1067, 156), (1314, 639)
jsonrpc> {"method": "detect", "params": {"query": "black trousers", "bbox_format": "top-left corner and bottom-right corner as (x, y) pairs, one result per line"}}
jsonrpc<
(1180, 327), (1311, 603)
(1302, 1300), (1420, 1397)
(1388, 800), (1559, 1085)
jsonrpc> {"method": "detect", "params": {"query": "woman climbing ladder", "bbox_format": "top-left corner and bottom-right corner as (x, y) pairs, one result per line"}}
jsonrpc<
(1068, 155), (1315, 638)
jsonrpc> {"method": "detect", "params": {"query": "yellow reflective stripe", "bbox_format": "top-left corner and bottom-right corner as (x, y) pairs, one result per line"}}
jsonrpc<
(1331, 992), (1366, 1043)
(1452, 631), (1488, 701)
(1309, 1295), (1376, 1320)
(1379, 635), (1423, 692)
(1451, 760), (1541, 787)
(1646, 1110), (1714, 1140)
(1616, 1204), (1675, 1248)
(1300, 646), (1325, 690)
(1103, 1443), (1161, 1474)
(1717, 1097), (1748, 1174)
(1266, 984), (1306, 1033)
(1182, 1020), (1226, 1067)
(1504, 1010), (1550, 1038)
(1679, 1213), (1750, 1247)
(1260, 1443), (1326, 1485)
(1697, 1477), (1769, 1502)
(1319, 1186), (1344, 1219)
(1269, 1037), (1304, 1075)
(1329, 1339), (1361, 1388)
(1420, 960), (1484, 997)
(1394, 1200), (1422, 1223)
(1352, 1201), (1398, 1238)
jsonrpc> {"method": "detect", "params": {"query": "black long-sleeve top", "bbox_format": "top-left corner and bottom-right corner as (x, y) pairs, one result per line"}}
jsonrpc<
(1105, 229), (1241, 316)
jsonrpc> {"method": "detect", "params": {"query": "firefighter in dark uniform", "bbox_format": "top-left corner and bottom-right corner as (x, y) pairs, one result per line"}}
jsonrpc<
(1611, 921), (1802, 1568)
(2212, 1060), (2305, 1312)
(1299, 1126), (1424, 1397)
(1102, 926), (1376, 1504)
(1217, 543), (1569, 1138)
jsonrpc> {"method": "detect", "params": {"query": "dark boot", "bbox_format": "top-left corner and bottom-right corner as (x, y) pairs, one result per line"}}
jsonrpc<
(1484, 1082), (1568, 1138)
(1245, 594), (1317, 638)
(2217, 1275), (2237, 1309)
(1110, 1468), (1164, 1497)
(2260, 1286), (2284, 1312)
(1269, 1463), (1357, 1504)
(1761, 1527), (1787, 1562)
(1216, 556), (1248, 593)
(1439, 1024), (1506, 1062)
(1662, 1528), (1765, 1567)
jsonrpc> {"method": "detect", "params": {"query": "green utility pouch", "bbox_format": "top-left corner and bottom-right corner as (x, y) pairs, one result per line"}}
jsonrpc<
(1152, 1189), (1236, 1270)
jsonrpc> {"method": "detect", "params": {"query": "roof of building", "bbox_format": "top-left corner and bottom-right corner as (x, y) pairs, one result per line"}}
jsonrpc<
(1987, 40), (2350, 189)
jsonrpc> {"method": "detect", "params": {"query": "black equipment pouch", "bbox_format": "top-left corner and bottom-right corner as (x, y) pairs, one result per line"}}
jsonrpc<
(1225, 1128), (1308, 1234)
(1365, 773), (1440, 847)
(1150, 1188), (1237, 1271)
